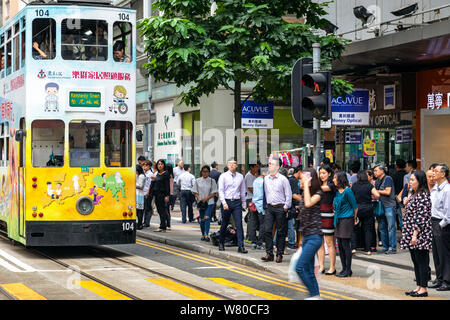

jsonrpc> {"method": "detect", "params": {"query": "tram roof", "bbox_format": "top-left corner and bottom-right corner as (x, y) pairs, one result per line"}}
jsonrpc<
(27, 0), (132, 10)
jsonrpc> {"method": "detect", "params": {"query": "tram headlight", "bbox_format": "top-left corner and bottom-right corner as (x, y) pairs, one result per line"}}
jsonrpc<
(76, 197), (94, 215)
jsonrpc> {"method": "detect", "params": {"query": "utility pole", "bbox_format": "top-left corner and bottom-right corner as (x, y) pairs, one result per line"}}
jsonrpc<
(143, 0), (153, 161)
(312, 43), (321, 169)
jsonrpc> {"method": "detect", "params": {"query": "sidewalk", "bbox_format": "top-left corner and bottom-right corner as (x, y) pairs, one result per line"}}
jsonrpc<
(136, 207), (449, 300)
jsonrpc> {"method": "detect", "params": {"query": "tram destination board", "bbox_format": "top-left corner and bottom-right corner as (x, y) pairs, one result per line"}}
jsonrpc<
(69, 92), (101, 108)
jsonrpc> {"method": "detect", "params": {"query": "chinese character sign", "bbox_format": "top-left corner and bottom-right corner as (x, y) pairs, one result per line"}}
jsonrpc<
(363, 139), (376, 157)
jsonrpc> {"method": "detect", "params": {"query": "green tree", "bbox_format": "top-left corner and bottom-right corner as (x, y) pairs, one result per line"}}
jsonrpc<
(138, 0), (352, 158)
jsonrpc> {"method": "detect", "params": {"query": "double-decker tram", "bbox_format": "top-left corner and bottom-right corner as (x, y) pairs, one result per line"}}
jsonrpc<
(0, 0), (137, 246)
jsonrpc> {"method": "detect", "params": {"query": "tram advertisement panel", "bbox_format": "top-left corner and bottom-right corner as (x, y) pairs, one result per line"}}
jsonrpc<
(24, 5), (136, 223)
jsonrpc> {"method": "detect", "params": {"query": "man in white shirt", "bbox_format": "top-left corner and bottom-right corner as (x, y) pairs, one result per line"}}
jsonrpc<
(178, 164), (196, 223)
(429, 163), (450, 291)
(172, 159), (185, 210)
(262, 157), (292, 263)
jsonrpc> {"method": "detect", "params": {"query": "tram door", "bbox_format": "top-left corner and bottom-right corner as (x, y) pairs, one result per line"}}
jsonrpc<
(18, 118), (25, 238)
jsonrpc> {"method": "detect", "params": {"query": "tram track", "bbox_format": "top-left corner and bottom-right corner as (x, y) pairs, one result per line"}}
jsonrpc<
(0, 231), (230, 300)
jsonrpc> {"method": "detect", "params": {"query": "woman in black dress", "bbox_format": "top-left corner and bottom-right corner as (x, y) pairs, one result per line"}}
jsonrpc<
(401, 170), (432, 297)
(351, 172), (380, 255)
(317, 164), (337, 275)
(152, 159), (171, 232)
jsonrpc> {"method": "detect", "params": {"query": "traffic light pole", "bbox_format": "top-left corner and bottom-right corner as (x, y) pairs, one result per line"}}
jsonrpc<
(312, 43), (321, 169)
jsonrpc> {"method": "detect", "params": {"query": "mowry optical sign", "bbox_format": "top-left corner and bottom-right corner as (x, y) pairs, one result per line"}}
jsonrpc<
(331, 89), (369, 126)
(241, 100), (274, 129)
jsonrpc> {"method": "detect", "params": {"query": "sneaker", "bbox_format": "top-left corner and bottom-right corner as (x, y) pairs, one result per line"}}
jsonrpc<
(379, 248), (388, 254)
(386, 249), (397, 254)
(305, 295), (323, 300)
(251, 243), (257, 250)
(255, 245), (265, 250)
(287, 244), (297, 250)
(244, 239), (252, 244)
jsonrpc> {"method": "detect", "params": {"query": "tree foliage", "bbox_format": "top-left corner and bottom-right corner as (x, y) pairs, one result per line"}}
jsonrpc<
(138, 0), (353, 107)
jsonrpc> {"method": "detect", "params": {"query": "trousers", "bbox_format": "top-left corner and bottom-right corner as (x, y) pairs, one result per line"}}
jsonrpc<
(219, 199), (244, 247)
(410, 249), (430, 287)
(264, 205), (287, 256)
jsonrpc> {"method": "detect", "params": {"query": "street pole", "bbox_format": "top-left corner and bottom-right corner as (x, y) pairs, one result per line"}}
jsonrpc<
(144, 0), (153, 161)
(312, 43), (321, 169)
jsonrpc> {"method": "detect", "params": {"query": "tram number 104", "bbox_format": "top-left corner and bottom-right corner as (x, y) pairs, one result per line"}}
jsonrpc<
(122, 222), (135, 232)
(118, 13), (130, 21)
(35, 9), (50, 17)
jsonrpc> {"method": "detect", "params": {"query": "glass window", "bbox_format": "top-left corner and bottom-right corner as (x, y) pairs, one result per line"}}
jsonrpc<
(21, 31), (25, 68)
(69, 120), (100, 167)
(13, 35), (20, 71)
(0, 123), (7, 167)
(105, 121), (132, 167)
(61, 19), (108, 61)
(32, 18), (56, 60)
(31, 120), (64, 167)
(6, 41), (11, 76)
(113, 22), (132, 63)
(0, 46), (4, 78)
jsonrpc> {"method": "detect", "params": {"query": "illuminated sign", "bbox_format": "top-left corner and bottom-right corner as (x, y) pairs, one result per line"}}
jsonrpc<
(69, 92), (101, 107)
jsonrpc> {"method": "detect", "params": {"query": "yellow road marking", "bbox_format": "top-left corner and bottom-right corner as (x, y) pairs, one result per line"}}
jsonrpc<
(0, 283), (46, 300)
(146, 278), (221, 300)
(136, 239), (348, 300)
(73, 281), (132, 300)
(207, 278), (292, 300)
(142, 239), (354, 299)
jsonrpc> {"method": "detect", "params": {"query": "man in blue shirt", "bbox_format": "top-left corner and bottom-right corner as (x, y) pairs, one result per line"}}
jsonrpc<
(374, 164), (397, 254)
(251, 166), (268, 250)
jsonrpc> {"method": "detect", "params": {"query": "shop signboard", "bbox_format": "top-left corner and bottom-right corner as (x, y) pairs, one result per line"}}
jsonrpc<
(331, 89), (369, 126)
(363, 139), (376, 157)
(395, 128), (413, 144)
(241, 100), (274, 129)
(345, 130), (362, 144)
(384, 85), (396, 110)
(325, 149), (334, 163)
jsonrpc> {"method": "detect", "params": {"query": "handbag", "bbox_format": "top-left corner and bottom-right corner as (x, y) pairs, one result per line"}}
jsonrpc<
(373, 200), (385, 217)
(197, 178), (213, 210)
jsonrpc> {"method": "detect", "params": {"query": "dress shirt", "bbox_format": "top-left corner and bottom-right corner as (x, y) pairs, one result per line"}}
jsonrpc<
(264, 172), (292, 209)
(173, 166), (185, 184)
(178, 171), (196, 191)
(218, 170), (246, 207)
(143, 170), (154, 194)
(431, 179), (450, 228)
(252, 177), (265, 215)
(245, 171), (257, 200)
(192, 177), (218, 205)
(403, 172), (412, 188)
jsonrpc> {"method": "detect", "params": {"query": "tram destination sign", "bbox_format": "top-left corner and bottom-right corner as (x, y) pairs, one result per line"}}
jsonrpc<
(69, 92), (101, 108)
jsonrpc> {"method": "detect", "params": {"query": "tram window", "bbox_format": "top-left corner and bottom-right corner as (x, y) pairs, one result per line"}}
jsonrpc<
(0, 47), (4, 78)
(105, 121), (132, 167)
(32, 18), (56, 60)
(6, 41), (12, 76)
(0, 123), (6, 166)
(113, 22), (132, 63)
(31, 120), (64, 167)
(69, 120), (100, 167)
(13, 35), (20, 71)
(61, 19), (108, 61)
(21, 31), (25, 67)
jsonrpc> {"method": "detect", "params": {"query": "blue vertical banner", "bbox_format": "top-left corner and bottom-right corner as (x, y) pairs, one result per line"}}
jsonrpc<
(331, 89), (369, 126)
(384, 85), (396, 110)
(241, 100), (274, 129)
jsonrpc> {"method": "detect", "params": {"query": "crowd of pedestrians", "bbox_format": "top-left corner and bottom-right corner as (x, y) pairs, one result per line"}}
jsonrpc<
(136, 155), (450, 299)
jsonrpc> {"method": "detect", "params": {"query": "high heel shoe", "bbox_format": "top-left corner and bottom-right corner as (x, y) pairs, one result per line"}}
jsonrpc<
(319, 269), (325, 274)
(325, 270), (337, 275)
(410, 291), (428, 297)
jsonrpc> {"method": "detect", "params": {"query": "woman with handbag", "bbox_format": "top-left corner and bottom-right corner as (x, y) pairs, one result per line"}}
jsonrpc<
(295, 168), (324, 300)
(333, 171), (358, 277)
(136, 165), (146, 230)
(400, 170), (432, 297)
(351, 172), (380, 255)
(317, 164), (337, 275)
(192, 165), (218, 241)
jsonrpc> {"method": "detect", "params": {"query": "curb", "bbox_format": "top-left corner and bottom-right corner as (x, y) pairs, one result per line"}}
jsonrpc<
(137, 230), (280, 275)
